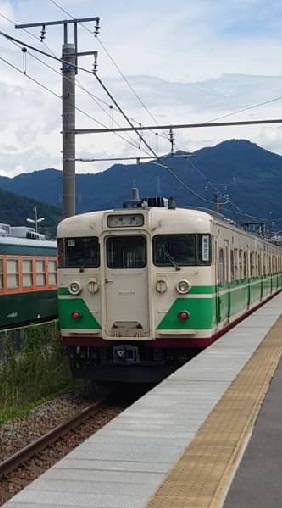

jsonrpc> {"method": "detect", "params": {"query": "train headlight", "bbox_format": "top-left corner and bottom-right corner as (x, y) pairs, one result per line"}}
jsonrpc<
(68, 281), (82, 296)
(176, 279), (191, 294)
(87, 279), (99, 294)
(156, 279), (168, 293)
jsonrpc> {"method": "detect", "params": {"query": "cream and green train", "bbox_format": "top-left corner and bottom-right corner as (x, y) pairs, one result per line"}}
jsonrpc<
(57, 195), (282, 382)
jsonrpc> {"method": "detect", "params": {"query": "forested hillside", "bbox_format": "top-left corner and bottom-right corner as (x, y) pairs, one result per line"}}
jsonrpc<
(0, 188), (61, 238)
(1, 139), (282, 230)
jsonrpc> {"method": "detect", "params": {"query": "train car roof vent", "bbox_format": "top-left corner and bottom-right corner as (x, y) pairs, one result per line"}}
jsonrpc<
(122, 188), (176, 209)
(143, 196), (176, 208)
(143, 196), (166, 208)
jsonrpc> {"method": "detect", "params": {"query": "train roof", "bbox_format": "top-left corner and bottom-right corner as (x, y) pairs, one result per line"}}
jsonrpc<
(0, 236), (56, 249)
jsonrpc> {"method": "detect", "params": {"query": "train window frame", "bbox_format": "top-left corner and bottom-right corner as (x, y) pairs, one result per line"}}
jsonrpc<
(48, 259), (57, 285)
(218, 248), (225, 286)
(152, 234), (212, 267)
(7, 258), (19, 289)
(230, 250), (235, 282)
(58, 236), (100, 269)
(23, 258), (33, 287)
(36, 259), (46, 287)
(243, 252), (248, 278)
(106, 235), (147, 269)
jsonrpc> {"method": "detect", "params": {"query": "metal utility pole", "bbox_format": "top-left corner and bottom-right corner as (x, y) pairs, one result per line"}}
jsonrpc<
(15, 17), (99, 218)
(62, 39), (76, 219)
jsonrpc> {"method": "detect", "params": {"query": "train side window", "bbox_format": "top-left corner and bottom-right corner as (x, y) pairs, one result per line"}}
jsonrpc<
(0, 258), (3, 290)
(230, 250), (235, 282)
(48, 260), (57, 285)
(250, 252), (254, 277)
(234, 248), (238, 279)
(218, 248), (225, 286)
(258, 254), (261, 276)
(62, 237), (100, 268)
(107, 236), (146, 269)
(36, 260), (46, 286)
(238, 249), (242, 279)
(7, 258), (18, 289)
(243, 252), (247, 278)
(23, 259), (33, 287)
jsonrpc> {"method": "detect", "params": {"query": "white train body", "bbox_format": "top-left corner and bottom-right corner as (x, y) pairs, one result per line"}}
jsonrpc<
(57, 198), (282, 382)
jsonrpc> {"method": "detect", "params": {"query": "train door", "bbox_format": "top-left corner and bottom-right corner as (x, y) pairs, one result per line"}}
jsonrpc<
(103, 234), (151, 340)
(225, 241), (231, 321)
(216, 246), (225, 324)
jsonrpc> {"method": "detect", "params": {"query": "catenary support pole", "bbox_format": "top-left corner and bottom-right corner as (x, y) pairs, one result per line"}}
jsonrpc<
(62, 41), (76, 218)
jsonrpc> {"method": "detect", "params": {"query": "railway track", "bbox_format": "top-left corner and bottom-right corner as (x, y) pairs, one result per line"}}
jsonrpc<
(0, 388), (144, 506)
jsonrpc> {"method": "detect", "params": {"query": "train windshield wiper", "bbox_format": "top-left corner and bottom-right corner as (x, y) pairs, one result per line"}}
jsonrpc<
(164, 251), (181, 271)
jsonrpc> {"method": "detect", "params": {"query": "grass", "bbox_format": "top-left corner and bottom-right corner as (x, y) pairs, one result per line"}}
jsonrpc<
(0, 321), (75, 425)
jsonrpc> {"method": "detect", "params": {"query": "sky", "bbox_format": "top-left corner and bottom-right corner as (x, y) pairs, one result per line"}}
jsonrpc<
(1, 0), (282, 177)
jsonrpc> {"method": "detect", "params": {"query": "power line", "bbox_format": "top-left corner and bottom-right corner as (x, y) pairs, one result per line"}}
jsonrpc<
(0, 25), (149, 153)
(0, 26), (211, 204)
(0, 53), (61, 99)
(1, 27), (279, 218)
(48, 0), (160, 126)
(74, 117), (282, 134)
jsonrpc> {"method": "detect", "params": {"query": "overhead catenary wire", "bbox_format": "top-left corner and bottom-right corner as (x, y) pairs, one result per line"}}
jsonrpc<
(48, 1), (282, 223)
(0, 26), (152, 153)
(48, 0), (282, 152)
(47, 0), (160, 125)
(0, 28), (215, 205)
(0, 28), (280, 221)
(0, 14), (146, 152)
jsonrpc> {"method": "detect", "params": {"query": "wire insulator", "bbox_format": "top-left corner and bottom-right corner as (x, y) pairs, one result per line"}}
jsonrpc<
(40, 25), (46, 42)
(92, 51), (98, 75)
(95, 18), (100, 36)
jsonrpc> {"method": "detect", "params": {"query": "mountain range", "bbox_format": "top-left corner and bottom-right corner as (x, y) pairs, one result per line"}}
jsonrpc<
(1, 139), (282, 231)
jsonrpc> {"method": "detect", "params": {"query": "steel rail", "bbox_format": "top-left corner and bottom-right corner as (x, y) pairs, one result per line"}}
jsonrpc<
(0, 399), (107, 478)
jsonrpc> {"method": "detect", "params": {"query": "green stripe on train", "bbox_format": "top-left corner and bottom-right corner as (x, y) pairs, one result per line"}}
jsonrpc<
(157, 297), (217, 330)
(58, 298), (101, 330)
(158, 275), (282, 330)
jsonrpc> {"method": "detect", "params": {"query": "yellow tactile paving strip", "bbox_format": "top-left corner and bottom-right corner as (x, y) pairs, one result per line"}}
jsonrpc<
(147, 315), (282, 508)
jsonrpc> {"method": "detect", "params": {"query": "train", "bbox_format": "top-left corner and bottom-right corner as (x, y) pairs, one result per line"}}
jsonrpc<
(57, 191), (282, 382)
(0, 223), (57, 329)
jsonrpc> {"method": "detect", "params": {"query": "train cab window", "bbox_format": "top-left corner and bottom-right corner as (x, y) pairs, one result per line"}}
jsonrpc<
(7, 259), (18, 289)
(23, 259), (33, 287)
(58, 237), (100, 268)
(153, 234), (211, 267)
(36, 260), (46, 286)
(107, 236), (146, 269)
(0, 258), (3, 290)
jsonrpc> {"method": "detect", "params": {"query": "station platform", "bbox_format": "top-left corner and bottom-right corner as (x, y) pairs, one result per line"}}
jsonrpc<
(3, 292), (282, 508)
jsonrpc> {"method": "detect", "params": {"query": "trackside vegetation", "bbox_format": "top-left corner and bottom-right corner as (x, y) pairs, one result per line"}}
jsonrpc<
(0, 321), (73, 424)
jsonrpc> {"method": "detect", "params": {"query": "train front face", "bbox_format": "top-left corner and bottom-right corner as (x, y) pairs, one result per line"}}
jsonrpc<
(57, 207), (215, 382)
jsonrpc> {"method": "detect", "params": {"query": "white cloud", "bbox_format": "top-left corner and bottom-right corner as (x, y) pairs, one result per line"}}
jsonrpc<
(0, 1), (281, 177)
